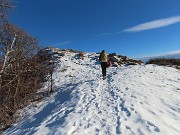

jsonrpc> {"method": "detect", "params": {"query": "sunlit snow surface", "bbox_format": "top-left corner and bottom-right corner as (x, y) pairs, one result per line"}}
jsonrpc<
(3, 52), (180, 135)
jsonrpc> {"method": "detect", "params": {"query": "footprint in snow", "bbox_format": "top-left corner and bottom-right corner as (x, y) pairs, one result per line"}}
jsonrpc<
(131, 95), (137, 99)
(139, 101), (143, 104)
(126, 126), (135, 134)
(120, 100), (131, 117)
(146, 121), (160, 132)
(116, 116), (121, 134)
(130, 107), (135, 111)
(113, 72), (117, 75)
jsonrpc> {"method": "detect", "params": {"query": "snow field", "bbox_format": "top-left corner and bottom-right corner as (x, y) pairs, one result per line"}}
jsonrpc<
(3, 52), (180, 135)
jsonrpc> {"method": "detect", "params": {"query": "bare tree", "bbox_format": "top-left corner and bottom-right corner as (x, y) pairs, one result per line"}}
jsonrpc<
(0, 0), (56, 132)
(0, 0), (13, 89)
(0, 0), (41, 131)
(0, 24), (40, 129)
(0, 0), (12, 23)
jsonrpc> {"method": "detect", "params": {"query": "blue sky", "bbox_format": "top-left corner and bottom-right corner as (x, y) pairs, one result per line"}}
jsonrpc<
(10, 0), (180, 58)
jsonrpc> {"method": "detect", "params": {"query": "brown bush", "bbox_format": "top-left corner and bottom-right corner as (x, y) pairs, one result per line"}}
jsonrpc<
(79, 52), (84, 59)
(146, 58), (180, 67)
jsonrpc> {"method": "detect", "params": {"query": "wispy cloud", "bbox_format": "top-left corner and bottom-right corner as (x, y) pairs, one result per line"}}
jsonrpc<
(53, 41), (72, 46)
(94, 32), (111, 37)
(123, 16), (180, 32)
(159, 50), (180, 56)
(139, 50), (180, 58)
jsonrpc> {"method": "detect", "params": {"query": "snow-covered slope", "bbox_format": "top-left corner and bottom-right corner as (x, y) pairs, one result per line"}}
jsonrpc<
(3, 51), (180, 135)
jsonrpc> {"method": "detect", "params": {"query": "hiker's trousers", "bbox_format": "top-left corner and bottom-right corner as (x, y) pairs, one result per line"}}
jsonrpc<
(100, 62), (107, 77)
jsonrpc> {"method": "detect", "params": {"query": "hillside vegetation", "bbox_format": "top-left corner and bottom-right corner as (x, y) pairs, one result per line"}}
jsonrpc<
(0, 1), (55, 132)
(146, 58), (180, 69)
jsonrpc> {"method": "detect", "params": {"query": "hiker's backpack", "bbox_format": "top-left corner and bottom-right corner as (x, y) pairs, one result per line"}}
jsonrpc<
(100, 52), (107, 62)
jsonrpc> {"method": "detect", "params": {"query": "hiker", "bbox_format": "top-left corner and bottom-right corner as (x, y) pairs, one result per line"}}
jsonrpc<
(99, 50), (108, 79)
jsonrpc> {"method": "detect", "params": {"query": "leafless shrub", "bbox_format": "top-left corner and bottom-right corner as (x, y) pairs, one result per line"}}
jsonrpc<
(146, 58), (180, 69)
(146, 58), (180, 66)
(79, 52), (84, 59)
(0, 0), (13, 24)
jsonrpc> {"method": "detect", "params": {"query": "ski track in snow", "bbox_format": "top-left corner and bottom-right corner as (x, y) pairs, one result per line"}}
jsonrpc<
(3, 52), (180, 135)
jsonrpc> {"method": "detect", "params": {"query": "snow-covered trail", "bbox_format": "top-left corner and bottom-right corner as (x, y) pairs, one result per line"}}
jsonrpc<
(3, 52), (180, 135)
(53, 53), (126, 134)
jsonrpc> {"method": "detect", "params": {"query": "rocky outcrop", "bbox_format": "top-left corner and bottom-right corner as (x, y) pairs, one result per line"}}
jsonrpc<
(108, 53), (144, 67)
(45, 48), (144, 67)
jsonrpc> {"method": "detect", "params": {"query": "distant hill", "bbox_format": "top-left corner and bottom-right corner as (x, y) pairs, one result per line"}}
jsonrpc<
(138, 52), (180, 62)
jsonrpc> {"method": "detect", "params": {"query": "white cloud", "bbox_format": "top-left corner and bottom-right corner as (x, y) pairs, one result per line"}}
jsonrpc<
(59, 41), (72, 45)
(139, 50), (180, 58)
(123, 16), (180, 32)
(159, 50), (180, 56)
(54, 41), (72, 46)
(95, 32), (111, 37)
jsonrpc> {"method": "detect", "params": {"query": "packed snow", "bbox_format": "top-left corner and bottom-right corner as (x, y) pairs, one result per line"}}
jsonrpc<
(3, 51), (180, 135)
